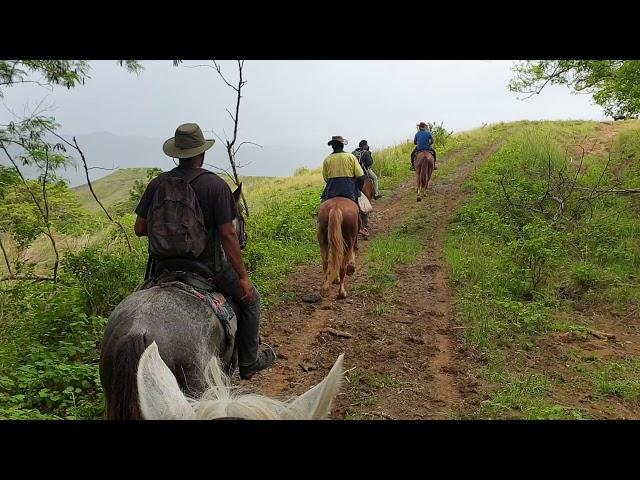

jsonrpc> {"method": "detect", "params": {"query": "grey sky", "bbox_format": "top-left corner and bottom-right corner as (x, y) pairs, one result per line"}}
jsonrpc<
(1, 60), (606, 179)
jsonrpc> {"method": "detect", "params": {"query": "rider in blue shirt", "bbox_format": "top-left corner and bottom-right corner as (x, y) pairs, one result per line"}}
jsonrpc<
(411, 122), (437, 170)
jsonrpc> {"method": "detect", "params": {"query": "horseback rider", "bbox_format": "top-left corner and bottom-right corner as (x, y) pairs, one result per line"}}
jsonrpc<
(321, 135), (369, 236)
(352, 140), (382, 200)
(133, 123), (276, 380)
(410, 122), (437, 171)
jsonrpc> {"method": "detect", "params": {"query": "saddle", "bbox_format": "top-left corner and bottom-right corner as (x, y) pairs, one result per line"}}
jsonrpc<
(141, 257), (216, 291)
(137, 257), (238, 351)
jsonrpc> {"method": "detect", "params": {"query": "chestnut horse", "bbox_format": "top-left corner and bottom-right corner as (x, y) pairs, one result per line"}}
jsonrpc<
(415, 150), (434, 202)
(318, 197), (359, 299)
(359, 177), (375, 236)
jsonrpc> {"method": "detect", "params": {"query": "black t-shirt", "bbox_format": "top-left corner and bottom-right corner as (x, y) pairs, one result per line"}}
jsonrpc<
(135, 166), (238, 264)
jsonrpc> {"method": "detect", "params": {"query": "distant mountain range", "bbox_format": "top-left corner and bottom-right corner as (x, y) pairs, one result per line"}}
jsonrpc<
(1, 131), (328, 187)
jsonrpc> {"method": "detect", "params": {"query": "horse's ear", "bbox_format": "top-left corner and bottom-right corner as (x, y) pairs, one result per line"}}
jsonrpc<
(233, 183), (243, 202)
(137, 342), (195, 420)
(289, 354), (344, 419)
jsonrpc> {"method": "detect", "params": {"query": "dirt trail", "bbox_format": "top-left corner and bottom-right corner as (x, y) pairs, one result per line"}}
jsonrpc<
(247, 140), (505, 418)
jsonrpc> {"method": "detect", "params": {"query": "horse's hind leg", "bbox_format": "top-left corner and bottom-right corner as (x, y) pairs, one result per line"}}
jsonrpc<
(426, 161), (434, 192)
(346, 245), (356, 276)
(337, 263), (348, 299)
(319, 227), (333, 295)
(416, 169), (422, 202)
(322, 270), (333, 296)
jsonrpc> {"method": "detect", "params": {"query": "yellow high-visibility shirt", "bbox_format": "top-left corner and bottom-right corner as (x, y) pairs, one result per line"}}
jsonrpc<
(322, 152), (364, 181)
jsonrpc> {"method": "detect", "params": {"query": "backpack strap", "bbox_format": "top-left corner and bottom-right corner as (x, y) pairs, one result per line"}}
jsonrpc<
(179, 168), (215, 185)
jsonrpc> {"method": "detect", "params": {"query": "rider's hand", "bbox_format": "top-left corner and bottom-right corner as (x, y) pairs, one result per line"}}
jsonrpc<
(239, 276), (255, 303)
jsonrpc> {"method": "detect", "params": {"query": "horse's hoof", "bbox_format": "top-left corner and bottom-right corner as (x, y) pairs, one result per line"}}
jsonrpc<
(337, 290), (347, 299)
(346, 264), (355, 276)
(321, 285), (331, 297)
(417, 197), (422, 202)
(332, 277), (340, 285)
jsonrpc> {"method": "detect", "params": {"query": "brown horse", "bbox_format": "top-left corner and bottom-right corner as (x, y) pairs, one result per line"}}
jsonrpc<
(414, 150), (434, 202)
(318, 197), (359, 299)
(363, 176), (374, 201)
(359, 176), (375, 236)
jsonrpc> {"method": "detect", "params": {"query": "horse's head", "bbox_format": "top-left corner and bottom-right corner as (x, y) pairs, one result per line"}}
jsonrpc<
(232, 183), (247, 250)
(137, 342), (344, 420)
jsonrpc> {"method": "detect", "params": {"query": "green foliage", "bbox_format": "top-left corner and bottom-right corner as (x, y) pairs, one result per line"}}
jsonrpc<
(63, 239), (147, 317)
(570, 263), (601, 290)
(506, 221), (562, 294)
(509, 60), (640, 118)
(430, 121), (453, 149)
(0, 281), (106, 419)
(0, 314), (106, 419)
(477, 372), (589, 419)
(0, 60), (144, 98)
(0, 171), (94, 273)
(112, 167), (163, 216)
(364, 231), (421, 296)
(0, 60), (90, 96)
(243, 186), (320, 305)
(446, 121), (640, 418)
(595, 360), (640, 403)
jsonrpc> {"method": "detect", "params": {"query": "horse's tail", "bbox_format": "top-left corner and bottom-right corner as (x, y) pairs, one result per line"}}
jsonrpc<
(426, 154), (434, 184)
(327, 206), (344, 283)
(104, 333), (149, 420)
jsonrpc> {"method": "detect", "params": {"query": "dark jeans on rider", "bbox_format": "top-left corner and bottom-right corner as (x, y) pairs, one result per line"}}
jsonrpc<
(212, 260), (261, 367)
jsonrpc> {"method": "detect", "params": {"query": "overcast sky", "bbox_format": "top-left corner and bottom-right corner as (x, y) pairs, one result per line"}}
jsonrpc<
(1, 60), (606, 170)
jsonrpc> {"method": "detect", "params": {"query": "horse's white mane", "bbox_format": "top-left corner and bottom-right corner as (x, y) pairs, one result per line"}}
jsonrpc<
(137, 342), (344, 420)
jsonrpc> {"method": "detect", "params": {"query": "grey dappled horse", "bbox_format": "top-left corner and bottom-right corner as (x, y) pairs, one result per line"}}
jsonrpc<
(99, 184), (246, 420)
(136, 342), (344, 420)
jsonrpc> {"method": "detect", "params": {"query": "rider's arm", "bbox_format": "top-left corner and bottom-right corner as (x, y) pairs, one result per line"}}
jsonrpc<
(134, 215), (148, 237)
(354, 157), (366, 190)
(134, 178), (158, 236)
(414, 132), (418, 145)
(362, 151), (372, 168)
(218, 222), (250, 281)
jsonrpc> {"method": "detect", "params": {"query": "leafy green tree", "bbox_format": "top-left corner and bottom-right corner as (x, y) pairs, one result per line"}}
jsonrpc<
(509, 60), (640, 119)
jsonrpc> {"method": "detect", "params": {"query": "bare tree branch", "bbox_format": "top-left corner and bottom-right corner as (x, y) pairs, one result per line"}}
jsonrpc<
(39, 126), (133, 251)
(572, 187), (640, 194)
(0, 274), (54, 282)
(499, 176), (539, 214)
(212, 61), (240, 92)
(550, 196), (565, 222)
(72, 136), (132, 252)
(204, 162), (236, 183)
(236, 141), (263, 150)
(210, 60), (251, 215)
(565, 145), (586, 202)
(0, 78), (54, 90)
(236, 160), (254, 168)
(86, 165), (119, 171)
(569, 150), (614, 222)
(42, 147), (59, 281)
(0, 144), (61, 281)
(0, 234), (13, 277)
(1, 145), (46, 218)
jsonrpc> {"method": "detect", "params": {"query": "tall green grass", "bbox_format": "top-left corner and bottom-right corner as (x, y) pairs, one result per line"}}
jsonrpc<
(445, 120), (640, 418)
